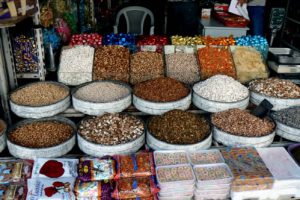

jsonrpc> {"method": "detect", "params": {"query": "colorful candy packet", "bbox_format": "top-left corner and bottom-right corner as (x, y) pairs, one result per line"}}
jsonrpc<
(0, 160), (33, 185)
(115, 152), (155, 179)
(74, 180), (112, 199)
(0, 184), (27, 200)
(112, 177), (159, 199)
(78, 157), (116, 182)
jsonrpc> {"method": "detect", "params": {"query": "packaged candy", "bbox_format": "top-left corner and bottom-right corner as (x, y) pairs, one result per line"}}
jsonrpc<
(74, 180), (112, 199)
(78, 157), (116, 181)
(221, 147), (274, 192)
(27, 178), (76, 200)
(0, 184), (26, 200)
(154, 151), (189, 166)
(112, 177), (159, 199)
(188, 150), (225, 165)
(32, 158), (78, 179)
(0, 160), (33, 184)
(115, 153), (155, 179)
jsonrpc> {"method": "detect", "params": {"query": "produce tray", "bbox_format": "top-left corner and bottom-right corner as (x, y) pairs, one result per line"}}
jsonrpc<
(269, 48), (300, 64)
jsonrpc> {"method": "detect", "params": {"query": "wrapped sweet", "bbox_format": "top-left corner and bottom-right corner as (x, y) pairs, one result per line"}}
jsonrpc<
(0, 184), (26, 200)
(115, 152), (155, 179)
(0, 160), (33, 185)
(74, 180), (112, 200)
(31, 158), (78, 179)
(112, 177), (159, 199)
(69, 33), (102, 47)
(78, 157), (116, 182)
(27, 178), (76, 200)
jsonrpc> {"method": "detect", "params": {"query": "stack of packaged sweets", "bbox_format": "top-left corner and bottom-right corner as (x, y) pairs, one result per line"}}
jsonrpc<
(27, 158), (78, 200)
(154, 150), (194, 200)
(220, 148), (274, 196)
(189, 150), (233, 200)
(0, 159), (33, 200)
(76, 157), (116, 200)
(112, 152), (158, 200)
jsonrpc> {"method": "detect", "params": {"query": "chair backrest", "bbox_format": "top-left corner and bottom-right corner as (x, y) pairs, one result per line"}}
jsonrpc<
(114, 6), (154, 35)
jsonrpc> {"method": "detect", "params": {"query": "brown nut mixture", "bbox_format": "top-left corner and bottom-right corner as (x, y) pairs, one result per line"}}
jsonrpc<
(133, 77), (190, 102)
(10, 82), (69, 106)
(9, 121), (73, 148)
(212, 108), (275, 137)
(249, 78), (300, 99)
(130, 51), (164, 85)
(78, 113), (144, 145)
(93, 46), (130, 83)
(148, 110), (210, 144)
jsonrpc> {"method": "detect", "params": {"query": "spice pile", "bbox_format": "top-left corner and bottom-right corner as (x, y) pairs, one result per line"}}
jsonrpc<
(130, 51), (164, 85)
(78, 114), (144, 145)
(212, 109), (275, 137)
(9, 120), (73, 148)
(249, 78), (300, 99)
(232, 46), (268, 83)
(271, 107), (300, 129)
(193, 75), (248, 102)
(58, 46), (94, 85)
(166, 53), (200, 84)
(148, 110), (210, 144)
(198, 46), (236, 80)
(93, 46), (130, 83)
(74, 82), (130, 103)
(134, 77), (189, 102)
(10, 82), (69, 106)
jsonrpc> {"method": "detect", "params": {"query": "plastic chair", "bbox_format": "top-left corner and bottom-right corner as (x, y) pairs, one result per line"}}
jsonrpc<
(113, 6), (154, 35)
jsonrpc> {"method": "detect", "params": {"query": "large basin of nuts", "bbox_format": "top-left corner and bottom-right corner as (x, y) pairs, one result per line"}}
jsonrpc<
(7, 117), (75, 149)
(134, 77), (190, 103)
(148, 110), (210, 145)
(10, 82), (69, 107)
(78, 113), (145, 146)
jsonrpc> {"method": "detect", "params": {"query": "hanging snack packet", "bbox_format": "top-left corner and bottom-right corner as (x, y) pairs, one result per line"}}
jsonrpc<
(0, 160), (33, 184)
(78, 157), (116, 181)
(115, 152), (155, 179)
(27, 178), (76, 200)
(74, 180), (112, 199)
(32, 158), (78, 178)
(112, 177), (159, 199)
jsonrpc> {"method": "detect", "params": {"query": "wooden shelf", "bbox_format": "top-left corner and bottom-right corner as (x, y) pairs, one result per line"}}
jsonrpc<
(0, 8), (37, 28)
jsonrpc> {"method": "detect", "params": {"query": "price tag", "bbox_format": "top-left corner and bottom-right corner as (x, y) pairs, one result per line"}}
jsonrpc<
(141, 45), (157, 52)
(164, 45), (175, 54)
(185, 46), (195, 53)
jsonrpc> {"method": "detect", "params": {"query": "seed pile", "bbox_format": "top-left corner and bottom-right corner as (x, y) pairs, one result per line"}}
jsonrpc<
(58, 46), (94, 85)
(212, 109), (275, 137)
(148, 110), (210, 144)
(134, 77), (189, 102)
(93, 46), (130, 83)
(78, 114), (144, 145)
(130, 51), (164, 85)
(189, 150), (224, 165)
(249, 78), (300, 99)
(154, 151), (189, 166)
(271, 107), (300, 129)
(166, 53), (200, 84)
(74, 82), (130, 103)
(9, 121), (73, 148)
(194, 165), (232, 181)
(193, 75), (248, 102)
(198, 46), (236, 80)
(10, 82), (69, 106)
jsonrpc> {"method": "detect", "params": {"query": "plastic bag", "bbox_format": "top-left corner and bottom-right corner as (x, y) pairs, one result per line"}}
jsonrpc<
(27, 178), (76, 200)
(78, 157), (116, 181)
(0, 184), (26, 200)
(74, 180), (112, 199)
(112, 177), (159, 199)
(32, 158), (78, 178)
(115, 152), (155, 179)
(0, 160), (33, 184)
